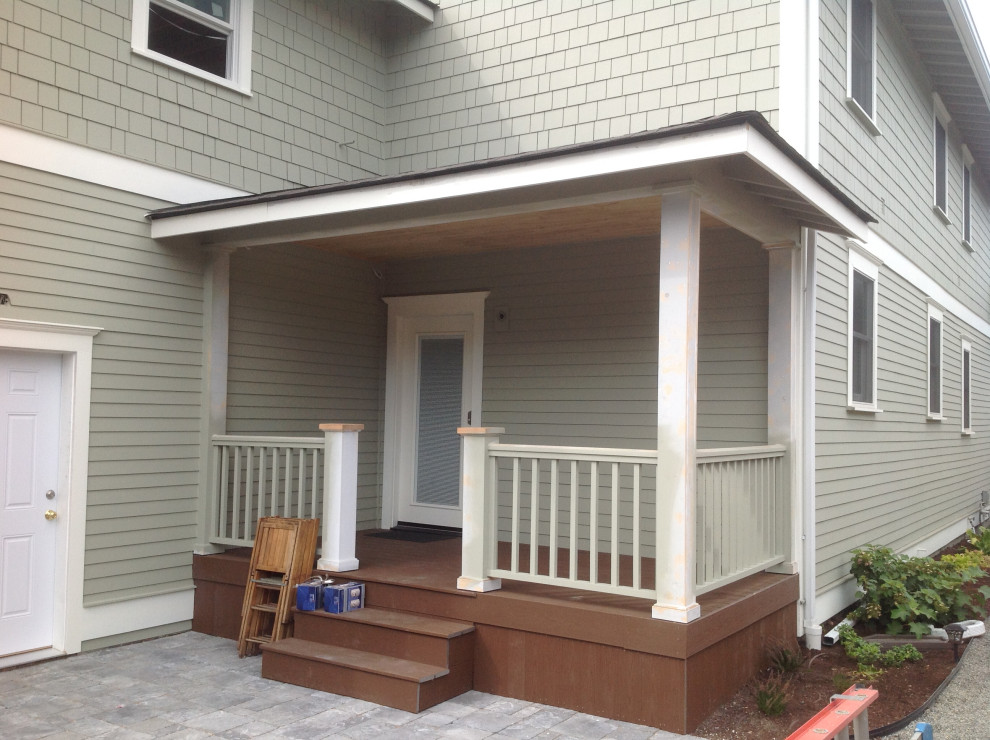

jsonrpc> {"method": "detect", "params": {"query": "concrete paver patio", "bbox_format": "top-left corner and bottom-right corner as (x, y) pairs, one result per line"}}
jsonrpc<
(0, 632), (705, 739)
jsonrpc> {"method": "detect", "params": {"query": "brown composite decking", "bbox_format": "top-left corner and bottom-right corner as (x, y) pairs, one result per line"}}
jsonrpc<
(193, 530), (798, 733)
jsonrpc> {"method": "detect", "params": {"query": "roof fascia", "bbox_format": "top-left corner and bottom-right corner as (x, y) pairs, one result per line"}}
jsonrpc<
(387, 0), (435, 22)
(150, 120), (871, 245)
(150, 126), (752, 241)
(744, 128), (871, 242)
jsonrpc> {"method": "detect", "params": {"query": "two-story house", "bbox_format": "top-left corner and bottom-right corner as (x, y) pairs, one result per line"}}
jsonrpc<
(3, 0), (990, 732)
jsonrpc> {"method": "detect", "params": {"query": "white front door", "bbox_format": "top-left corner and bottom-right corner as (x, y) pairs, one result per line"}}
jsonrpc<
(0, 350), (61, 657)
(384, 293), (487, 530)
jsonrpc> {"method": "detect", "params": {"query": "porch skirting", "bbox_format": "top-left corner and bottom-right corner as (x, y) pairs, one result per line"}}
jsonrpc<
(192, 533), (797, 733)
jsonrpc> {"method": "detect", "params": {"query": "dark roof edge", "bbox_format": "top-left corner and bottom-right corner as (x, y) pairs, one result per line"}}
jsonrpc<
(147, 111), (875, 225)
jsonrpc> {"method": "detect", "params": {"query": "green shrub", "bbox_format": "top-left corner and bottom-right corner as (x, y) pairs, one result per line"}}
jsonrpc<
(940, 550), (990, 572)
(837, 623), (923, 679)
(849, 545), (990, 637)
(966, 527), (990, 556)
(881, 644), (923, 668)
(754, 675), (790, 717)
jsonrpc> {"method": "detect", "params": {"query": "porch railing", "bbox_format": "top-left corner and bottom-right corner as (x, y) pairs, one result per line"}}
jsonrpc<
(208, 425), (363, 571)
(210, 435), (325, 547)
(460, 428), (788, 601)
(695, 444), (787, 594)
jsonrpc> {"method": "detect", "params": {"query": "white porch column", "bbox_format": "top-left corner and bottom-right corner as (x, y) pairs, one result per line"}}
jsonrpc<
(317, 423), (364, 572)
(195, 247), (232, 555)
(654, 188), (702, 622)
(766, 242), (801, 575)
(457, 427), (504, 592)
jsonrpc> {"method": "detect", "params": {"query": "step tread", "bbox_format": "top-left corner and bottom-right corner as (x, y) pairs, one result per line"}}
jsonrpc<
(264, 637), (450, 683)
(300, 606), (475, 639)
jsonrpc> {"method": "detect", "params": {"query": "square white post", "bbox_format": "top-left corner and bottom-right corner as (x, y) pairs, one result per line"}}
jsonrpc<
(766, 242), (799, 574)
(317, 423), (363, 572)
(457, 426), (504, 592)
(654, 188), (702, 622)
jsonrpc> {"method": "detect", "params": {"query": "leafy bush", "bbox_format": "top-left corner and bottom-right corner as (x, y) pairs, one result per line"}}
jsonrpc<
(837, 624), (922, 682)
(849, 545), (990, 637)
(940, 549), (990, 572)
(966, 527), (990, 556)
(754, 675), (790, 717)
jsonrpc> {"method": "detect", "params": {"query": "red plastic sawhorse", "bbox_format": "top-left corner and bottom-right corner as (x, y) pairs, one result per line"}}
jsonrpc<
(785, 686), (879, 740)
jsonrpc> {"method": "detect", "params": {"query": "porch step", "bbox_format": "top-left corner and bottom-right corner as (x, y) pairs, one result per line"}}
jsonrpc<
(261, 606), (475, 712)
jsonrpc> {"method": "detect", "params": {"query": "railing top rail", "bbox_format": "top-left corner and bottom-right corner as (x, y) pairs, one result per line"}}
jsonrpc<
(212, 434), (324, 447)
(696, 444), (786, 462)
(487, 443), (657, 463)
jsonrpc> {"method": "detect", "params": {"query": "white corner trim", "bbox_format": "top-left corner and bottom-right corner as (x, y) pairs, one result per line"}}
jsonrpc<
(81, 589), (195, 642)
(0, 124), (250, 204)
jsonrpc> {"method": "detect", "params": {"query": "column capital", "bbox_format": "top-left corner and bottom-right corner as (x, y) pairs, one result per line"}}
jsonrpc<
(762, 240), (800, 252)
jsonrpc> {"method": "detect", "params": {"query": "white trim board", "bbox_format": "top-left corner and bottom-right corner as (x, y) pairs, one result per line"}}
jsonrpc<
(860, 228), (990, 339)
(0, 124), (249, 204)
(0, 318), (101, 657)
(81, 590), (195, 642)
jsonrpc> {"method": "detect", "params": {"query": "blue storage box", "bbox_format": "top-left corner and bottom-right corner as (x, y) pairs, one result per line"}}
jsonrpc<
(323, 581), (364, 613)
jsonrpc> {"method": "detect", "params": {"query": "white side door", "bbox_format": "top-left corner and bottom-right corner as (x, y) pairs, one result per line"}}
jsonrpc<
(383, 293), (487, 530)
(0, 350), (61, 657)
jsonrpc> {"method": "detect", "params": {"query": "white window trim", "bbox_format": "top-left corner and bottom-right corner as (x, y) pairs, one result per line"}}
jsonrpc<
(131, 0), (253, 96)
(933, 94), (950, 223)
(927, 303), (943, 420)
(846, 0), (880, 136)
(962, 339), (973, 434)
(847, 243), (882, 412)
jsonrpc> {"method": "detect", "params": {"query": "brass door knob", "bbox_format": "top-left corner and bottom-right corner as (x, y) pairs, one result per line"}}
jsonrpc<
(44, 510), (57, 521)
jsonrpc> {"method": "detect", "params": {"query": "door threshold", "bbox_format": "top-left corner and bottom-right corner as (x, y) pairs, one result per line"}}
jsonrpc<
(0, 647), (64, 670)
(395, 522), (462, 535)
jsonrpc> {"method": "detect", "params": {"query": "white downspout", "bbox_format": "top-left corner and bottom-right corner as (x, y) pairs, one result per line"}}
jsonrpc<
(802, 229), (821, 650)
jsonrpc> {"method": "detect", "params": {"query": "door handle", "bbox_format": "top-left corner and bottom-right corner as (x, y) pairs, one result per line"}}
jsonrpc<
(45, 510), (57, 521)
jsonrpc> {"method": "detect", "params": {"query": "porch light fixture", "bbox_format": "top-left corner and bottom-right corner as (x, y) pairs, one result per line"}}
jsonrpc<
(944, 622), (964, 661)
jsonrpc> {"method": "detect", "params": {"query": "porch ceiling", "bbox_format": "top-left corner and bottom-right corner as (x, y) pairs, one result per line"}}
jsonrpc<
(148, 112), (873, 258)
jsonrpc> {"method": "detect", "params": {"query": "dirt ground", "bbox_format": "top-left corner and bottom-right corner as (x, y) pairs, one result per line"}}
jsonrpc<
(696, 639), (961, 739)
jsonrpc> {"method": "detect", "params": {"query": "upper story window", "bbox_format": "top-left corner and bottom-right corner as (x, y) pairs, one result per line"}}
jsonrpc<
(962, 340), (973, 434)
(934, 117), (948, 219)
(927, 304), (943, 420)
(963, 164), (972, 247)
(847, 0), (878, 131)
(848, 246), (881, 412)
(131, 0), (253, 95)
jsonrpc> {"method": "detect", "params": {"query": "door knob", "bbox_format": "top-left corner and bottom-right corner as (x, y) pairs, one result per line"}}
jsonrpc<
(44, 510), (57, 521)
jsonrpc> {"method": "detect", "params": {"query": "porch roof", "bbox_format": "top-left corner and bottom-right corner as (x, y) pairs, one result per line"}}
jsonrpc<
(148, 111), (873, 257)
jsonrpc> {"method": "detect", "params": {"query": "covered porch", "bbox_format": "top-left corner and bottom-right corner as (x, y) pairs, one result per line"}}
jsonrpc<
(152, 111), (872, 731)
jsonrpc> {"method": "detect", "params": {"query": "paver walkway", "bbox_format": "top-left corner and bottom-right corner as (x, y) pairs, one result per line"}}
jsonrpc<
(0, 632), (705, 739)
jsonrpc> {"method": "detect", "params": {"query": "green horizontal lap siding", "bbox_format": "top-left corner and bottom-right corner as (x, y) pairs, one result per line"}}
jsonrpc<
(225, 246), (385, 529)
(819, 1), (990, 315)
(814, 235), (990, 595)
(0, 161), (204, 605)
(382, 231), (768, 451)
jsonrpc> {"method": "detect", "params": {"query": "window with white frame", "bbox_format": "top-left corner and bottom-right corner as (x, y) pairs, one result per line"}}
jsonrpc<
(927, 304), (943, 419)
(848, 247), (880, 410)
(964, 164), (972, 246)
(131, 0), (253, 94)
(962, 340), (973, 434)
(847, 0), (877, 125)
(934, 117), (948, 218)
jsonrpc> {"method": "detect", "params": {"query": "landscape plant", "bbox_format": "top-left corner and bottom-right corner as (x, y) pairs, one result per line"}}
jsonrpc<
(849, 545), (990, 637)
(966, 526), (990, 556)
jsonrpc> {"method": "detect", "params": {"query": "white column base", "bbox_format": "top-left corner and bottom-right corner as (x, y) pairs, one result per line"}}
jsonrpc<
(767, 560), (799, 575)
(318, 557), (359, 572)
(193, 543), (226, 556)
(652, 601), (701, 622)
(457, 576), (502, 592)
